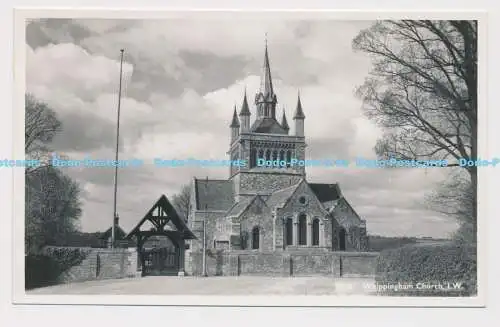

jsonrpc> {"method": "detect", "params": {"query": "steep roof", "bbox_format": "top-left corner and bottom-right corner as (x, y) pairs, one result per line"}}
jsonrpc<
(125, 194), (196, 240)
(250, 117), (289, 134)
(226, 196), (255, 217)
(194, 178), (235, 211)
(309, 183), (342, 203)
(265, 182), (302, 208)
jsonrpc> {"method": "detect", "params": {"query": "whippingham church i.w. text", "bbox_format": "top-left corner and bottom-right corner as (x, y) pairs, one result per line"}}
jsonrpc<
(185, 43), (369, 273)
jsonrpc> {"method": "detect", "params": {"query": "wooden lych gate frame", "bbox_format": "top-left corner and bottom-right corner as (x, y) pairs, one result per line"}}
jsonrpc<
(125, 194), (197, 276)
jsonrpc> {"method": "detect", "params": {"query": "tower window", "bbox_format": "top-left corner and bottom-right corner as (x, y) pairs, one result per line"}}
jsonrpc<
(265, 149), (271, 161)
(286, 150), (292, 167)
(258, 149), (264, 161)
(250, 148), (257, 168)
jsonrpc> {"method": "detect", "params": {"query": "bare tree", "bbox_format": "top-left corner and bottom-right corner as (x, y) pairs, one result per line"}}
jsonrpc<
(353, 20), (477, 228)
(172, 184), (191, 223)
(425, 169), (475, 242)
(25, 93), (62, 175)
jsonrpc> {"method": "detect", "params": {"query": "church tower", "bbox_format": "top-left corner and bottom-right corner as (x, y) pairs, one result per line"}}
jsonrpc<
(228, 41), (307, 198)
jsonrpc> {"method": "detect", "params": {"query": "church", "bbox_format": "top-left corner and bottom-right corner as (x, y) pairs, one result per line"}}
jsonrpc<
(187, 44), (368, 255)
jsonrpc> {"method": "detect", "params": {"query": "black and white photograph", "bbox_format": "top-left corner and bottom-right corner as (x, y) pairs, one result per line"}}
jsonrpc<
(14, 10), (482, 306)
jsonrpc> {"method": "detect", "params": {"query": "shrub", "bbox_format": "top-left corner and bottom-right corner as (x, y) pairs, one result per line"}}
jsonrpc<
(375, 242), (477, 296)
(25, 247), (90, 289)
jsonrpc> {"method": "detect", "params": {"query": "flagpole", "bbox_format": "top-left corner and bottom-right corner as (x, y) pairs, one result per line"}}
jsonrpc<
(111, 49), (125, 249)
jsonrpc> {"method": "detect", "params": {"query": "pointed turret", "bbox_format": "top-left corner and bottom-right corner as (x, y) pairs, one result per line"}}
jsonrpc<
(293, 91), (305, 119)
(281, 108), (289, 133)
(230, 105), (240, 128)
(239, 89), (251, 133)
(230, 105), (240, 143)
(293, 91), (305, 137)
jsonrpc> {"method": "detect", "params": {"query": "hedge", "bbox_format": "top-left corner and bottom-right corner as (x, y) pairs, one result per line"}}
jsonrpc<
(25, 247), (91, 289)
(375, 242), (477, 296)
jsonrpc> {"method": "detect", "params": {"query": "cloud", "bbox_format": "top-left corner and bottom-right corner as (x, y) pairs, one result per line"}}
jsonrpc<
(25, 18), (459, 237)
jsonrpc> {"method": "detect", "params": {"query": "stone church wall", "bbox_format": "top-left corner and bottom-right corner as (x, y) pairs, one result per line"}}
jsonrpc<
(239, 198), (274, 251)
(233, 172), (303, 195)
(189, 211), (223, 252)
(188, 250), (379, 277)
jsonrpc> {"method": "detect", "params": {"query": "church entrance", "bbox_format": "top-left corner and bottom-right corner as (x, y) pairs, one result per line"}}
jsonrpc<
(124, 195), (197, 277)
(141, 235), (180, 276)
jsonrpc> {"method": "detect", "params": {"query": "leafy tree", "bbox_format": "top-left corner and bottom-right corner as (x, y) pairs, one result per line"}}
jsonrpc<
(171, 184), (191, 223)
(25, 165), (83, 253)
(353, 20), (477, 240)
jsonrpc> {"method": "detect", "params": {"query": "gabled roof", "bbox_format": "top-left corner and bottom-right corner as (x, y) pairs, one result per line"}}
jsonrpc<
(309, 183), (342, 203)
(125, 194), (196, 240)
(194, 178), (235, 211)
(265, 182), (302, 208)
(250, 117), (289, 134)
(226, 196), (256, 217)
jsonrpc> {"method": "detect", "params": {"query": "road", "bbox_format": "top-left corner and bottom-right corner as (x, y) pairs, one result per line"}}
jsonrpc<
(27, 276), (377, 295)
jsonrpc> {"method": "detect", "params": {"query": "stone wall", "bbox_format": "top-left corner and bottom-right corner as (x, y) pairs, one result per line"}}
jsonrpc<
(45, 247), (139, 284)
(235, 171), (303, 195)
(189, 250), (379, 277)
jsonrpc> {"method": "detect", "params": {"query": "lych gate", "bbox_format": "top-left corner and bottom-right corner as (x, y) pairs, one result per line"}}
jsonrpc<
(125, 195), (196, 276)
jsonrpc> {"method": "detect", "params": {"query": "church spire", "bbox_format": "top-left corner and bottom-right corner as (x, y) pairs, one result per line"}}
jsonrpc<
(239, 88), (251, 116)
(260, 40), (274, 97)
(255, 37), (278, 119)
(281, 108), (289, 131)
(293, 91), (305, 119)
(230, 105), (240, 128)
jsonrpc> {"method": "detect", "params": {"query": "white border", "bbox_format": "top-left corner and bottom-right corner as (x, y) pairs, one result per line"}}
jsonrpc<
(11, 8), (488, 307)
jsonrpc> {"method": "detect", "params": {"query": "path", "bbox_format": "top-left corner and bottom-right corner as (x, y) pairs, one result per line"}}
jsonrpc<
(27, 276), (377, 295)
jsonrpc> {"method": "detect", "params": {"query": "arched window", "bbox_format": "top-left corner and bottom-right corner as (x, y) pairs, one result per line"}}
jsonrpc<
(298, 214), (307, 245)
(252, 226), (260, 250)
(258, 149), (264, 161)
(250, 148), (257, 168)
(339, 227), (346, 251)
(279, 150), (285, 162)
(285, 218), (293, 246)
(272, 150), (278, 161)
(286, 150), (292, 167)
(312, 218), (320, 246)
(265, 149), (271, 161)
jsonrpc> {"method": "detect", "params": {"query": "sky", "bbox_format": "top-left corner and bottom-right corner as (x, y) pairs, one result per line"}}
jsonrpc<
(25, 17), (460, 238)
